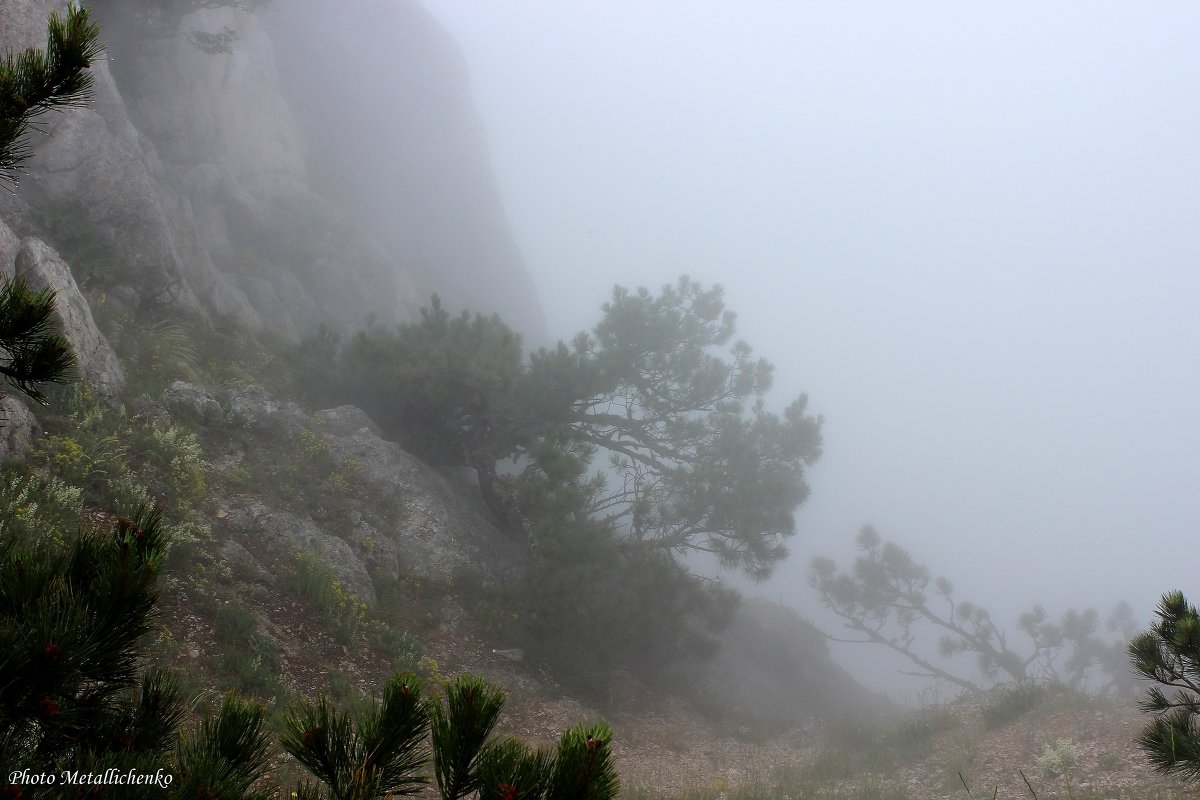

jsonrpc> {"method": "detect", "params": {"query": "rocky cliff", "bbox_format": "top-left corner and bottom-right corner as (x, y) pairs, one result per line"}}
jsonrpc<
(0, 0), (544, 337)
(266, 0), (548, 336)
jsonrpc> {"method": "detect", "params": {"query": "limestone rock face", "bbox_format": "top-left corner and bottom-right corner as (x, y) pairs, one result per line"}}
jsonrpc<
(0, 0), (543, 339)
(14, 237), (125, 398)
(325, 424), (526, 582)
(313, 405), (382, 438)
(0, 217), (19, 280)
(265, 0), (548, 338)
(226, 501), (378, 606)
(0, 394), (38, 461)
(161, 380), (224, 426)
(213, 385), (524, 606)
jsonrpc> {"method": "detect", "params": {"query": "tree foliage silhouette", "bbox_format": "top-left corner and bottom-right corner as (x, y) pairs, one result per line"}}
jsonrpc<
(338, 277), (823, 581)
(811, 525), (1128, 694)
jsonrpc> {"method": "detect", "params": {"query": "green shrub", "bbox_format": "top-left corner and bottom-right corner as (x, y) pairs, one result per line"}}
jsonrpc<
(213, 600), (260, 645)
(219, 646), (282, 699)
(210, 599), (282, 699)
(147, 425), (208, 505)
(981, 681), (1047, 729)
(368, 620), (424, 672)
(103, 314), (202, 394)
(162, 517), (218, 576)
(0, 470), (82, 540)
(283, 551), (369, 644)
(326, 669), (355, 703)
(1034, 737), (1083, 778)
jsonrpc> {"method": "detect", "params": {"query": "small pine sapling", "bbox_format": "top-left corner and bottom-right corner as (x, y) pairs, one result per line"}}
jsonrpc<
(280, 672), (431, 800)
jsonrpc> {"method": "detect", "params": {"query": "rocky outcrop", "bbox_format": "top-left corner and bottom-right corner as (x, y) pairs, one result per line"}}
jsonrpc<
(326, 425), (527, 581)
(161, 380), (223, 425)
(14, 237), (125, 398)
(227, 385), (307, 435)
(313, 405), (382, 438)
(217, 385), (525, 607)
(227, 501), (378, 605)
(1, 0), (543, 339)
(0, 394), (38, 461)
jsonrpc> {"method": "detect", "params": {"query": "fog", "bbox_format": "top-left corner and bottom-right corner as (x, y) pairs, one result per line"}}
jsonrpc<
(419, 2), (1200, 693)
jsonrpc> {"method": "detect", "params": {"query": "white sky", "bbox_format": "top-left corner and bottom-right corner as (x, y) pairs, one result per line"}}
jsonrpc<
(419, 2), (1200, 694)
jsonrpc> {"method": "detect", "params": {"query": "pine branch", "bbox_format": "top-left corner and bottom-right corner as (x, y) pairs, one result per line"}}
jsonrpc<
(431, 675), (506, 800)
(0, 3), (102, 188)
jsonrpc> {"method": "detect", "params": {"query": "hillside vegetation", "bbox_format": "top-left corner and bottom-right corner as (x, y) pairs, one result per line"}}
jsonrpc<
(2, 4), (1197, 798)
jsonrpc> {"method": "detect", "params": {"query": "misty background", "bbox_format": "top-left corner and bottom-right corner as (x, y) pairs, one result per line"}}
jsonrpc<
(417, 2), (1200, 693)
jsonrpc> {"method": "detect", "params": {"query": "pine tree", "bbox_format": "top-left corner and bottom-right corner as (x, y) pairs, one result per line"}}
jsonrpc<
(332, 280), (812, 684)
(1129, 591), (1200, 780)
(281, 673), (619, 800)
(810, 525), (1125, 694)
(430, 674), (507, 800)
(337, 277), (823, 580)
(0, 504), (275, 797)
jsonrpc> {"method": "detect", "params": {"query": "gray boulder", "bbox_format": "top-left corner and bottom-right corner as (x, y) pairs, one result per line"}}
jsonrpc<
(226, 502), (376, 606)
(219, 539), (273, 587)
(161, 381), (224, 425)
(327, 427), (526, 582)
(14, 237), (125, 398)
(0, 395), (39, 462)
(314, 405), (382, 437)
(227, 385), (307, 434)
(129, 394), (173, 430)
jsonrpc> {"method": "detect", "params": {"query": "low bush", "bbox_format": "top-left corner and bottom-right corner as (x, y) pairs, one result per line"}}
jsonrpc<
(282, 551), (369, 645)
(981, 681), (1047, 729)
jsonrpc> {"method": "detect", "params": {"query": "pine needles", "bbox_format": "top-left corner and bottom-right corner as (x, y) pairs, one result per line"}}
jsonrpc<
(0, 3), (103, 189)
(0, 277), (76, 404)
(280, 673), (620, 800)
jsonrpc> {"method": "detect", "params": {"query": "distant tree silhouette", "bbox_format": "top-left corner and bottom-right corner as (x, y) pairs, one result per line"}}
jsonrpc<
(811, 525), (1128, 694)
